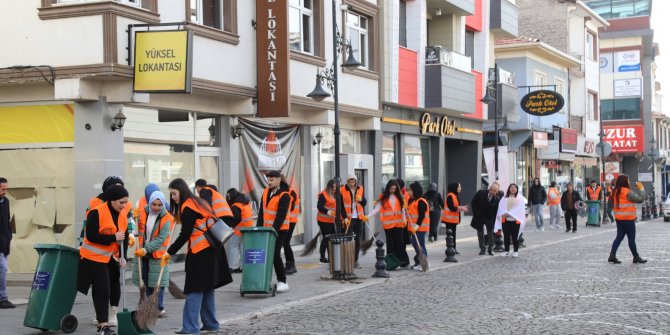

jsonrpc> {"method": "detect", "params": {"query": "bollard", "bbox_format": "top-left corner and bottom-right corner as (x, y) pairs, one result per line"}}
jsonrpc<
(493, 231), (504, 252)
(372, 239), (390, 278)
(652, 197), (658, 218)
(518, 233), (526, 248)
(444, 229), (458, 262)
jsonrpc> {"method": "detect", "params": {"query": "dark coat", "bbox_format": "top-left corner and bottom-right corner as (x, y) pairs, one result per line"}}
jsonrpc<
(470, 189), (504, 230)
(167, 206), (232, 294)
(423, 190), (444, 212)
(0, 197), (11, 255)
(560, 190), (583, 211)
(529, 185), (547, 205)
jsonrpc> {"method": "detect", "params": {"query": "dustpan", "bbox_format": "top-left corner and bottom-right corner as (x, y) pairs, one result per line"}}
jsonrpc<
(117, 241), (155, 335)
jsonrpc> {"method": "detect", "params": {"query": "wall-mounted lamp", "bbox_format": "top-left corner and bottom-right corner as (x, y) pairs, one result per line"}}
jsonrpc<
(208, 120), (216, 138)
(231, 123), (244, 139)
(435, 8), (442, 16)
(312, 132), (323, 146)
(111, 110), (127, 131)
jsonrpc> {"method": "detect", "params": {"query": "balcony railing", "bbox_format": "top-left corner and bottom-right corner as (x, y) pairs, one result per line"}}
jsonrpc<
(425, 46), (472, 73)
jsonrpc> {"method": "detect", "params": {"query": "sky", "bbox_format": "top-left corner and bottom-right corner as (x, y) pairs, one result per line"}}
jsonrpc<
(652, 1), (669, 99)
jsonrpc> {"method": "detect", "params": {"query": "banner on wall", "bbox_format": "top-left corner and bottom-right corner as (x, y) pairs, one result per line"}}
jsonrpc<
(238, 118), (301, 214)
(483, 146), (511, 193)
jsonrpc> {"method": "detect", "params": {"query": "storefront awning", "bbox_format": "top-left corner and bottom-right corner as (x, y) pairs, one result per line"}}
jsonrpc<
(510, 130), (532, 151)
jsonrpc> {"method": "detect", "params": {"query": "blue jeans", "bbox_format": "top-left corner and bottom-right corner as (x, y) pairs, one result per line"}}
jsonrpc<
(532, 204), (544, 228)
(610, 220), (639, 257)
(181, 290), (218, 333)
(140, 258), (164, 311)
(410, 232), (427, 265)
(0, 253), (8, 302)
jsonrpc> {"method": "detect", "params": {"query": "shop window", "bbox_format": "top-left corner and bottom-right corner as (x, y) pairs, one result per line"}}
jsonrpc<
(403, 135), (430, 190)
(189, 0), (235, 32)
(600, 98), (641, 120)
(289, 0), (315, 54)
(382, 133), (397, 185)
(320, 128), (361, 155)
(347, 11), (370, 69)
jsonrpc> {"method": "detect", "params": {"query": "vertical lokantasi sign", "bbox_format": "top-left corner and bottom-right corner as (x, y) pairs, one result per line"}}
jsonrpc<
(238, 118), (301, 213)
(256, 0), (291, 117)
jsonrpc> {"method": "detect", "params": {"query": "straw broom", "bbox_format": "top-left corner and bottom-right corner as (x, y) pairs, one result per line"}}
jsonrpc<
(300, 231), (320, 257)
(409, 229), (429, 272)
(360, 220), (378, 255)
(135, 222), (177, 329)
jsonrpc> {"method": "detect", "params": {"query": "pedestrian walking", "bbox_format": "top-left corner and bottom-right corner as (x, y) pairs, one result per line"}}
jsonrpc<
(0, 178), (15, 309)
(441, 182), (468, 254)
(225, 188), (254, 273)
(166, 178), (232, 334)
(608, 175), (648, 264)
(195, 179), (234, 222)
(494, 183), (527, 258)
(316, 179), (343, 263)
(604, 182), (615, 223)
(368, 180), (410, 268)
(406, 182), (429, 270)
(561, 183), (582, 233)
(470, 181), (503, 256)
(424, 182), (444, 242)
(77, 185), (133, 335)
(341, 174), (367, 268)
(132, 190), (174, 316)
(284, 183), (300, 275)
(529, 178), (547, 231)
(547, 181), (562, 229)
(256, 171), (292, 292)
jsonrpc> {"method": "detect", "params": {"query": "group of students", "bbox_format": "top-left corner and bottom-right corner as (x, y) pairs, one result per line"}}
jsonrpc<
(76, 171), (301, 335)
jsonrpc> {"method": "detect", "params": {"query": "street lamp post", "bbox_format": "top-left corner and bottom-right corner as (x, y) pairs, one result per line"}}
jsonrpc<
(307, 1), (361, 234)
(597, 129), (610, 224)
(649, 136), (660, 218)
(481, 64), (500, 180)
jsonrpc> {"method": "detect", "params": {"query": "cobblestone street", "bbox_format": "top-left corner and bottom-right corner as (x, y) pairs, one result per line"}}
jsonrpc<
(222, 220), (670, 335)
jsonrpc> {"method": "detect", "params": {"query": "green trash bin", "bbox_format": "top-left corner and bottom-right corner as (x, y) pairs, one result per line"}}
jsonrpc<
(239, 227), (277, 297)
(586, 201), (601, 227)
(23, 244), (80, 334)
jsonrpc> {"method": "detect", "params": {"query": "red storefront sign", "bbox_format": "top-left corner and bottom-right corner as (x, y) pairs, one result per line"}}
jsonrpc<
(560, 128), (578, 153)
(603, 125), (644, 153)
(533, 131), (548, 149)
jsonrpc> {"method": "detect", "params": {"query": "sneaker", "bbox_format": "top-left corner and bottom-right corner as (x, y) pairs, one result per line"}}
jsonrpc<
(501, 252), (509, 257)
(158, 309), (167, 318)
(319, 257), (329, 263)
(512, 252), (519, 258)
(0, 300), (15, 309)
(99, 326), (117, 335)
(276, 281), (290, 292)
(199, 326), (219, 333)
(536, 228), (541, 232)
(108, 307), (118, 326)
(232, 267), (243, 273)
(92, 317), (98, 325)
(572, 230), (577, 233)
(540, 227), (545, 232)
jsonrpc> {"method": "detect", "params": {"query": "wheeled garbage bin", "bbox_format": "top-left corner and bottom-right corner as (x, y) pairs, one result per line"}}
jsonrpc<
(239, 227), (277, 297)
(23, 244), (80, 334)
(586, 200), (601, 227)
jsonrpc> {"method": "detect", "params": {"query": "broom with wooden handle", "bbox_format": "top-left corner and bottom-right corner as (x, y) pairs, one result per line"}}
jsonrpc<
(360, 217), (378, 255)
(136, 245), (147, 303)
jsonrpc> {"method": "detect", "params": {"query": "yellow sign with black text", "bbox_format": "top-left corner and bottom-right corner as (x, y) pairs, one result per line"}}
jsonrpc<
(133, 30), (193, 93)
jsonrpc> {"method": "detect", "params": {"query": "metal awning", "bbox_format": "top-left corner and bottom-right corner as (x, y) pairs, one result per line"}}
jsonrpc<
(510, 130), (532, 151)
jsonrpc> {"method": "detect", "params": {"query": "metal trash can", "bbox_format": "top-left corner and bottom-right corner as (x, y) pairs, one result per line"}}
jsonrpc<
(23, 244), (80, 334)
(327, 234), (357, 280)
(586, 201), (601, 227)
(239, 227), (277, 297)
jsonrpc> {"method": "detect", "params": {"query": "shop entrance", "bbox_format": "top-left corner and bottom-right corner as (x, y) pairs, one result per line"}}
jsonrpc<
(196, 147), (221, 190)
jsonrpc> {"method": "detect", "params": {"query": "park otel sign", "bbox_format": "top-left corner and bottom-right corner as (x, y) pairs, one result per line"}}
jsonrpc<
(603, 125), (644, 153)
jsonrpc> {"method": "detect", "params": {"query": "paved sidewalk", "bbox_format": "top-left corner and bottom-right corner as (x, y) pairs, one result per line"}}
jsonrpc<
(2, 216), (640, 334)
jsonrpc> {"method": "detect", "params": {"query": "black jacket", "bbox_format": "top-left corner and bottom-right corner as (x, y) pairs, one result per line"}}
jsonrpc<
(256, 182), (292, 231)
(228, 193), (250, 227)
(529, 185), (547, 205)
(470, 189), (504, 230)
(560, 190), (583, 211)
(423, 190), (444, 212)
(0, 197), (11, 255)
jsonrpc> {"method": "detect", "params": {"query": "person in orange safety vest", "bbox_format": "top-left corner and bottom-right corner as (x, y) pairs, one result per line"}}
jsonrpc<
(608, 174), (647, 264)
(225, 188), (254, 273)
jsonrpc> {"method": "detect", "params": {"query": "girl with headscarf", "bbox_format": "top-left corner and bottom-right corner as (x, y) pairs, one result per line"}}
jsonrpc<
(368, 180), (410, 268)
(441, 182), (469, 254)
(407, 182), (429, 270)
(494, 183), (527, 257)
(132, 190), (174, 315)
(423, 182), (444, 242)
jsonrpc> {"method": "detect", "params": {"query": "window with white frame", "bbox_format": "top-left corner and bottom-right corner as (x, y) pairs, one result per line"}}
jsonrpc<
(534, 71), (546, 86)
(190, 0), (228, 31)
(586, 31), (596, 60)
(57, 0), (142, 5)
(289, 0), (314, 54)
(347, 11), (370, 69)
(555, 78), (565, 112)
(588, 91), (599, 120)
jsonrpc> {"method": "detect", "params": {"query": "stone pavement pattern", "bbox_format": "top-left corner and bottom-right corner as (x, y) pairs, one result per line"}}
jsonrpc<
(3, 219), (669, 334)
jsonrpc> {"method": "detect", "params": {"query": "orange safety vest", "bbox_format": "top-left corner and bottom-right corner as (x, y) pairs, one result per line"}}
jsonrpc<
(289, 188), (301, 224)
(202, 186), (233, 218)
(80, 202), (128, 263)
(587, 186), (602, 201)
(316, 191), (337, 224)
(86, 196), (104, 217)
(441, 193), (461, 224)
(262, 188), (290, 231)
(379, 195), (404, 230)
(136, 196), (147, 223)
(547, 188), (561, 206)
(138, 209), (174, 258)
(340, 185), (365, 218)
(181, 198), (214, 254)
(231, 202), (254, 236)
(613, 188), (637, 221)
(408, 198), (430, 232)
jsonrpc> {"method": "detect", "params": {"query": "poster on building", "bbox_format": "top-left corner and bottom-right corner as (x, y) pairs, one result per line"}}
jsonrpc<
(533, 131), (549, 149)
(603, 125), (644, 153)
(483, 146), (511, 193)
(256, 0), (290, 118)
(559, 128), (578, 153)
(238, 118), (301, 214)
(133, 30), (193, 93)
(599, 53), (613, 73)
(614, 78), (642, 97)
(616, 50), (641, 72)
